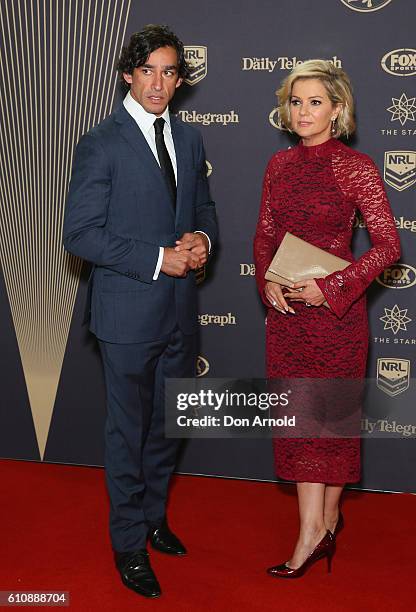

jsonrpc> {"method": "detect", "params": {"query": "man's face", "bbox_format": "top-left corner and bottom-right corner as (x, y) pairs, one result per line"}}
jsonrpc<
(123, 46), (183, 115)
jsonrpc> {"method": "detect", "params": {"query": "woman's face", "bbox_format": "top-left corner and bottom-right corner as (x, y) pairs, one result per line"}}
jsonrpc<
(289, 78), (341, 146)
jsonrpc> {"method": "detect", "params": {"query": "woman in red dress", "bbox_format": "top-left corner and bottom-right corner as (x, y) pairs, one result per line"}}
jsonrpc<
(254, 60), (400, 578)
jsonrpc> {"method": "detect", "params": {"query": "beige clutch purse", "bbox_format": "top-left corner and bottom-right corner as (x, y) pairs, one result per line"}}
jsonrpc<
(265, 232), (350, 308)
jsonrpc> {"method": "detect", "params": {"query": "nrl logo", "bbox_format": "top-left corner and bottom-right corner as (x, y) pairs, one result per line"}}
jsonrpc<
(340, 0), (392, 11)
(377, 358), (410, 397)
(384, 151), (416, 191)
(184, 46), (207, 86)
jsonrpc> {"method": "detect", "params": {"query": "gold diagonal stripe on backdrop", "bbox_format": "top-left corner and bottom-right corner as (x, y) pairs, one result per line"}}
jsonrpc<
(0, 0), (131, 459)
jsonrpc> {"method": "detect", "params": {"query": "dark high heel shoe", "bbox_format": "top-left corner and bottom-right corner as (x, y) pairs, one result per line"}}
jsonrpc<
(267, 530), (335, 579)
(332, 511), (344, 538)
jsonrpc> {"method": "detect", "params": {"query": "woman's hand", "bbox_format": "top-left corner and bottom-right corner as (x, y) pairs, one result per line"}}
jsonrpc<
(283, 279), (325, 307)
(264, 281), (295, 314)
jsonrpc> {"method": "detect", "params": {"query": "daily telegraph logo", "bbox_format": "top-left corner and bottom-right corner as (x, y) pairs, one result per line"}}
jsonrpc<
(198, 313), (236, 326)
(377, 358), (410, 397)
(387, 94), (416, 126)
(381, 49), (416, 77)
(340, 0), (392, 12)
(240, 263), (256, 276)
(376, 264), (416, 289)
(384, 151), (416, 191)
(242, 56), (342, 72)
(354, 214), (416, 233)
(184, 46), (207, 86)
(196, 356), (210, 377)
(178, 110), (239, 126)
(380, 305), (412, 335)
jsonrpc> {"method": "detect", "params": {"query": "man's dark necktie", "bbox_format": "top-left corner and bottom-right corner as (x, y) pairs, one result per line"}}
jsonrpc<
(154, 117), (176, 207)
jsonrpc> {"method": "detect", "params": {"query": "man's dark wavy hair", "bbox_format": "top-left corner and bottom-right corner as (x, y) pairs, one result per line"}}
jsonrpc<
(117, 24), (189, 90)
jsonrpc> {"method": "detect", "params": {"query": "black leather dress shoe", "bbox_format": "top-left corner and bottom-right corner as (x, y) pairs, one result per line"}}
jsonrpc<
(115, 549), (161, 598)
(149, 520), (187, 556)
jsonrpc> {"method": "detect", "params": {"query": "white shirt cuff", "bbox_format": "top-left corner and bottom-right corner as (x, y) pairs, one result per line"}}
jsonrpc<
(153, 247), (164, 280)
(195, 231), (211, 254)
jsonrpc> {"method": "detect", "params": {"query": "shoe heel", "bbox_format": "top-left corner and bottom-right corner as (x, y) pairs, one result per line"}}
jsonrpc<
(327, 549), (334, 574)
(267, 531), (335, 579)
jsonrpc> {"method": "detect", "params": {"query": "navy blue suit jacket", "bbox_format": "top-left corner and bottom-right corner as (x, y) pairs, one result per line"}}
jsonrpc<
(64, 105), (217, 343)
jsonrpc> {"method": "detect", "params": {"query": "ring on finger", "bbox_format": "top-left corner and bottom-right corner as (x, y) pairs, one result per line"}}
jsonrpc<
(271, 299), (277, 306)
(306, 302), (311, 307)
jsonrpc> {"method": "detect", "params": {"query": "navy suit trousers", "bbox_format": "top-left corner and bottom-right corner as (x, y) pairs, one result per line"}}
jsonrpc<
(98, 328), (197, 552)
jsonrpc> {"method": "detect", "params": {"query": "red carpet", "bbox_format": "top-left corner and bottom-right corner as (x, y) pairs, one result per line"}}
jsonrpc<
(0, 459), (414, 611)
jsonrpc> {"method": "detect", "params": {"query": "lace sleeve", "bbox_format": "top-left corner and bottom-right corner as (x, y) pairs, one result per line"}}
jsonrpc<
(253, 158), (279, 306)
(316, 154), (401, 319)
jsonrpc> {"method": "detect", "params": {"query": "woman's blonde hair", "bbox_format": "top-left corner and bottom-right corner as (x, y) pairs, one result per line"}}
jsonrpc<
(276, 59), (355, 138)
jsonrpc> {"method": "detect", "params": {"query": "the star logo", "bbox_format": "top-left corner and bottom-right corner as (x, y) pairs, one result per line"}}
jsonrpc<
(387, 93), (416, 126)
(380, 304), (412, 335)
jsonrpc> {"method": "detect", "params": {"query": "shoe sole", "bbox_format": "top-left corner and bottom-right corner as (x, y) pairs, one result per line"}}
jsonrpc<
(150, 543), (187, 556)
(121, 576), (161, 598)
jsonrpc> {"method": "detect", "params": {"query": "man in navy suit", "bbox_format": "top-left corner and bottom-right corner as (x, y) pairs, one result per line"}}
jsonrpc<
(64, 25), (217, 598)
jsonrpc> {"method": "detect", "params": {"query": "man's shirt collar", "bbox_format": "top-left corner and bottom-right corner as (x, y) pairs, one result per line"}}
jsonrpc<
(123, 91), (171, 134)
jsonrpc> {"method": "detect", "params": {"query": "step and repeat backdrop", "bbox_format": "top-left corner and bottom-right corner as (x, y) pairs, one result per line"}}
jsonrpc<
(1, 0), (415, 491)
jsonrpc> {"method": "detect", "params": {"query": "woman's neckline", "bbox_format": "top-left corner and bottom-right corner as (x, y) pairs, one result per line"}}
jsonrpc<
(298, 137), (338, 156)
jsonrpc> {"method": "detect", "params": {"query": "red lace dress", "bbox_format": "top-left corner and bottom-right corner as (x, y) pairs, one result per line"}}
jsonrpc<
(254, 138), (400, 484)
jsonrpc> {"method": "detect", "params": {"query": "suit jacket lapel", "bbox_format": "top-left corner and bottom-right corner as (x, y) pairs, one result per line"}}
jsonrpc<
(115, 106), (179, 222)
(115, 106), (160, 174)
(115, 108), (174, 220)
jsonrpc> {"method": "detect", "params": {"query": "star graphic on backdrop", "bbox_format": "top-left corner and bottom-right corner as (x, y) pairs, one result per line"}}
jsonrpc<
(387, 93), (416, 126)
(380, 305), (412, 335)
